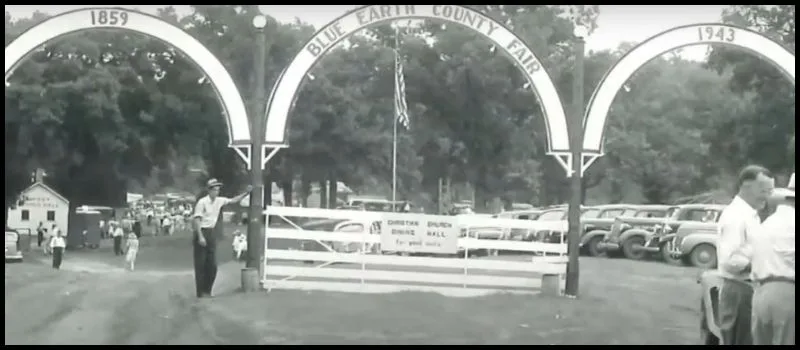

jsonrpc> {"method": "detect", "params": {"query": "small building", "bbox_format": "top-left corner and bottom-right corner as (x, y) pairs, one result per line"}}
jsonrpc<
(7, 182), (70, 234)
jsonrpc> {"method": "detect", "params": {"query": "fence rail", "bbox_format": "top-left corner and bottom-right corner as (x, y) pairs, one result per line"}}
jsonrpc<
(262, 206), (568, 297)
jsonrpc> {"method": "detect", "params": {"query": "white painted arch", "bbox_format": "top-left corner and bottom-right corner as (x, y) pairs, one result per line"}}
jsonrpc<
(5, 7), (252, 146)
(583, 23), (796, 156)
(263, 5), (570, 156)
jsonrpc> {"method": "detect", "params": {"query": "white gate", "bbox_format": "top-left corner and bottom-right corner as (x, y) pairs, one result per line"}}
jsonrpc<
(262, 206), (568, 297)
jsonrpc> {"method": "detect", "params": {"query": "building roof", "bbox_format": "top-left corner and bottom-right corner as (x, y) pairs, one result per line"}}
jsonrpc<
(22, 182), (69, 204)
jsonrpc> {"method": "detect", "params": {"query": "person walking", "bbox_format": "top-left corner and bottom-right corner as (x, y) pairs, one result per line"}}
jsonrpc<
(50, 229), (66, 269)
(36, 222), (45, 247)
(717, 165), (775, 345)
(132, 219), (142, 239)
(750, 173), (795, 345)
(124, 232), (140, 271)
(162, 215), (172, 236)
(111, 221), (125, 256)
(192, 178), (252, 298)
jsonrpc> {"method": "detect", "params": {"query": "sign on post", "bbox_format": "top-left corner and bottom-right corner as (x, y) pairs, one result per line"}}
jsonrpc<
(379, 213), (459, 254)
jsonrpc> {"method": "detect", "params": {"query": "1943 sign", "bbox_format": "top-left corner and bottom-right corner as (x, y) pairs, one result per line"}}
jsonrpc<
(697, 25), (736, 43)
(90, 10), (129, 26)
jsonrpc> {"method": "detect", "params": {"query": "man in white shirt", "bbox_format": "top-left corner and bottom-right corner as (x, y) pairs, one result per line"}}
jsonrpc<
(717, 165), (775, 345)
(750, 173), (794, 345)
(50, 229), (66, 269)
(111, 222), (125, 256)
(192, 178), (252, 298)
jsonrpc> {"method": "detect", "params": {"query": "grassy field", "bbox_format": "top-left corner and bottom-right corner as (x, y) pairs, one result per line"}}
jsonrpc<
(5, 229), (704, 345)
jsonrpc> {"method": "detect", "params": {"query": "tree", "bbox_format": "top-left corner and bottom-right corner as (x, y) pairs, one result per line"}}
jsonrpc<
(706, 5), (795, 176)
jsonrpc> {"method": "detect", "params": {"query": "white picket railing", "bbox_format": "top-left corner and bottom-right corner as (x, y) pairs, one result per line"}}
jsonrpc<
(262, 206), (568, 297)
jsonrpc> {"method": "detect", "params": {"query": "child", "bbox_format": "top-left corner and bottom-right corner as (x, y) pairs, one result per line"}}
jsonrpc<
(232, 230), (247, 261)
(50, 230), (66, 269)
(124, 232), (139, 271)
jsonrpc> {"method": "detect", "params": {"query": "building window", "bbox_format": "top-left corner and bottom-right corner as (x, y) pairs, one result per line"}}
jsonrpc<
(47, 211), (56, 221)
(21, 210), (30, 221)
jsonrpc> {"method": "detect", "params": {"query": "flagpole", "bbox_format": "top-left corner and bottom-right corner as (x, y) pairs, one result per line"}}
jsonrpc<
(391, 25), (399, 212)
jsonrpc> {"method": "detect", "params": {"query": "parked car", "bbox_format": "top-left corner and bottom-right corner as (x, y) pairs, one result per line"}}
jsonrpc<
(545, 204), (645, 248)
(493, 209), (544, 242)
(580, 204), (672, 257)
(597, 204), (724, 261)
(5, 228), (24, 263)
(668, 187), (793, 269)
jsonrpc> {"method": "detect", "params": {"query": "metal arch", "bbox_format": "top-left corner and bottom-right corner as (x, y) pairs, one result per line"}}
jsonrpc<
(261, 5), (570, 159)
(4, 6), (252, 147)
(581, 23), (796, 161)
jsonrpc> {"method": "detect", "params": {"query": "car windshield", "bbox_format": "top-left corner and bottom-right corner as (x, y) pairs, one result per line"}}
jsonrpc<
(599, 209), (628, 218)
(635, 209), (667, 218)
(581, 209), (601, 218)
(538, 210), (565, 221)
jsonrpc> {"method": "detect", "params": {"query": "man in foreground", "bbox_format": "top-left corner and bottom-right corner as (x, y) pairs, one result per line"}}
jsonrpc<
(193, 178), (252, 298)
(717, 165), (774, 345)
(750, 173), (795, 345)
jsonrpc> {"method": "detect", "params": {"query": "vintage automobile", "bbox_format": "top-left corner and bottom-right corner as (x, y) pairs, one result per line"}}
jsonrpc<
(662, 219), (720, 268)
(580, 204), (673, 257)
(5, 228), (24, 263)
(543, 204), (652, 250)
(597, 204), (724, 261)
(665, 189), (790, 269)
(493, 209), (544, 241)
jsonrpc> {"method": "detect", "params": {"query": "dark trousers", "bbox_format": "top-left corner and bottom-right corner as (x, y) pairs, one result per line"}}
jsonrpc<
(719, 278), (754, 345)
(37, 232), (43, 247)
(52, 247), (64, 269)
(193, 228), (218, 297)
(113, 236), (123, 255)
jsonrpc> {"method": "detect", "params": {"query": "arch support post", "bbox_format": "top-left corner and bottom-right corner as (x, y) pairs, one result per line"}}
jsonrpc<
(565, 35), (586, 299)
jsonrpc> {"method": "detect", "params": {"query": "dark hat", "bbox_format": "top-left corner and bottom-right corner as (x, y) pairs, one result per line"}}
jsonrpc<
(206, 178), (223, 189)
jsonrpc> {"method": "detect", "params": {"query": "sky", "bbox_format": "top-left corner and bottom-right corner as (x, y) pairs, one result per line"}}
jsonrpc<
(5, 5), (727, 61)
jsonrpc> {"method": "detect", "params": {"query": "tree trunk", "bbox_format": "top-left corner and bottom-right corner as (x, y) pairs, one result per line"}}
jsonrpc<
(328, 176), (338, 209)
(300, 173), (311, 207)
(264, 174), (273, 207)
(281, 180), (293, 207)
(318, 180), (328, 209)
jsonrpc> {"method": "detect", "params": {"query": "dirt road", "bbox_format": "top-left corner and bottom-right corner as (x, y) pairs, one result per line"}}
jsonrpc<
(5, 237), (705, 345)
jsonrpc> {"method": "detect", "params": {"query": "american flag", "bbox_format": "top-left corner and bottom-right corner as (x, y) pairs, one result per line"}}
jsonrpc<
(393, 47), (410, 130)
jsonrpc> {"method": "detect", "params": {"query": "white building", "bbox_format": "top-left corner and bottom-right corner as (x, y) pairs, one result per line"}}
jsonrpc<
(7, 182), (70, 233)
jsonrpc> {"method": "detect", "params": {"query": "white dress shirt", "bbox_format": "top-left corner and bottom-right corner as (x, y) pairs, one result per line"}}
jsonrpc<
(50, 236), (66, 249)
(751, 204), (795, 282)
(193, 196), (232, 229)
(717, 196), (761, 281)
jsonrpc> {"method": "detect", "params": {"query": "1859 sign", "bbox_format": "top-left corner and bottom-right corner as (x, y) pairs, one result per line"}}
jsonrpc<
(90, 10), (129, 26)
(697, 25), (736, 43)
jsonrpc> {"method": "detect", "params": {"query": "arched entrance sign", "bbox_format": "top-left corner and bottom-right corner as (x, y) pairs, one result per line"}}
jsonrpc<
(581, 23), (796, 175)
(4, 7), (255, 166)
(263, 5), (572, 172)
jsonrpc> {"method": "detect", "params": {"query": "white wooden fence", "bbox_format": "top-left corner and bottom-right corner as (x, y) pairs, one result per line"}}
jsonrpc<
(262, 206), (568, 297)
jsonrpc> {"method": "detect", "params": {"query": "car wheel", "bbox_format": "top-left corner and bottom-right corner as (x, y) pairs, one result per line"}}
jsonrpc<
(586, 236), (606, 257)
(690, 244), (717, 269)
(622, 236), (647, 260)
(659, 243), (682, 265)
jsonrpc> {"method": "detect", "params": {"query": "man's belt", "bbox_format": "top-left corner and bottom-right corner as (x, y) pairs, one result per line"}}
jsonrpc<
(756, 276), (795, 286)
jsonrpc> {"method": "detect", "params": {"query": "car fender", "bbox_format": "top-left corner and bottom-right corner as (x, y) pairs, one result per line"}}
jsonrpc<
(679, 233), (717, 255)
(619, 228), (649, 242)
(580, 229), (609, 246)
